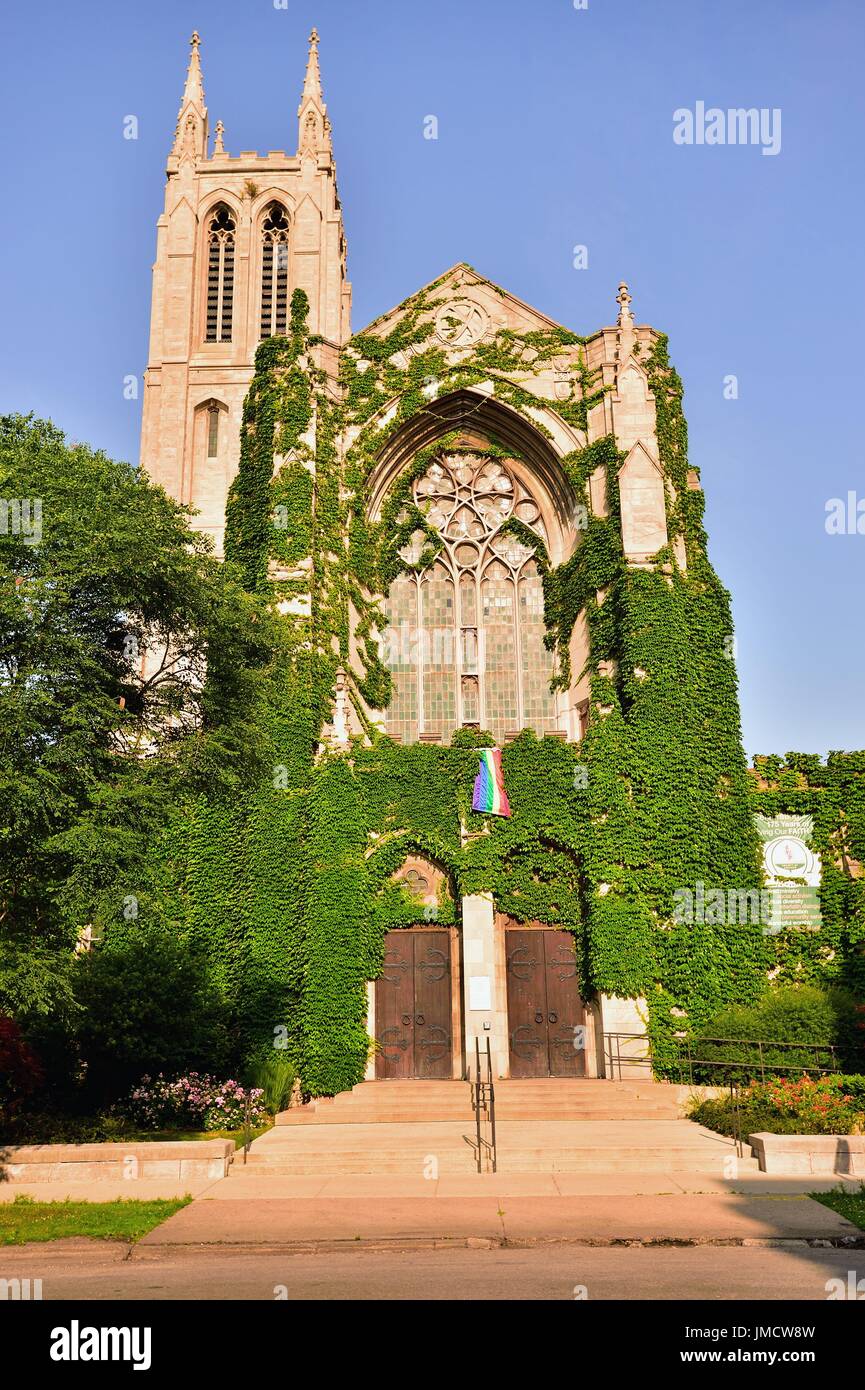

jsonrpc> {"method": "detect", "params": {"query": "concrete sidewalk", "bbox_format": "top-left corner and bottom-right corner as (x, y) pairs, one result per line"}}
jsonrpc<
(137, 1187), (863, 1249)
(1, 1169), (860, 1204)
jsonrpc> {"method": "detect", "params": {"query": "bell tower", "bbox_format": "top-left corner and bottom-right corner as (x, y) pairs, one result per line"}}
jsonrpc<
(139, 30), (351, 553)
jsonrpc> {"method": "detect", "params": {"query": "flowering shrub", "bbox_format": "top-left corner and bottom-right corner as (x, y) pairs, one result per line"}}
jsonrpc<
(691, 1073), (865, 1137)
(123, 1073), (267, 1132)
(747, 1076), (865, 1134)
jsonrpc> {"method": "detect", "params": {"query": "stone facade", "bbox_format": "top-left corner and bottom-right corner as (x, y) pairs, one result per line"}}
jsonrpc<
(138, 32), (698, 1081)
(140, 31), (350, 554)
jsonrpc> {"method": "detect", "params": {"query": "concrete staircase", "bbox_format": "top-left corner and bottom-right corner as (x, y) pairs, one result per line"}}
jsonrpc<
(233, 1080), (759, 1178)
(275, 1078), (686, 1124)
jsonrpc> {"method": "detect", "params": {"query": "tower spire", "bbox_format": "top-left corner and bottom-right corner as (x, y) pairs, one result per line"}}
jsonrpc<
(302, 27), (323, 103)
(297, 27), (332, 156)
(615, 280), (636, 367)
(616, 281), (634, 327)
(171, 30), (208, 162)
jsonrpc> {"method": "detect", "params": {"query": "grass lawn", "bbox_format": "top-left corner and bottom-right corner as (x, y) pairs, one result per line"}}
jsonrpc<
(121, 1125), (270, 1147)
(811, 1185), (865, 1231)
(0, 1194), (192, 1245)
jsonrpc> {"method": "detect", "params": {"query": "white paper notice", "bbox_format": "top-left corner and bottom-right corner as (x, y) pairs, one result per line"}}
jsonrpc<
(469, 976), (491, 1010)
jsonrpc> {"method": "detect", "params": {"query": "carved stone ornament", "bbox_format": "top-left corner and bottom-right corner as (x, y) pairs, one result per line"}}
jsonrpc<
(434, 299), (488, 348)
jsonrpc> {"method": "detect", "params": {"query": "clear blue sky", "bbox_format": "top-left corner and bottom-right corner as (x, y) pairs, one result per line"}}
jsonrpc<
(1, 0), (862, 759)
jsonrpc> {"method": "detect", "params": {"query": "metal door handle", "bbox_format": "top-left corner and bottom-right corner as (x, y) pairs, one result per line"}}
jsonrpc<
(415, 1014), (425, 1025)
(548, 1012), (558, 1023)
(401, 1015), (412, 1026)
(534, 1012), (544, 1024)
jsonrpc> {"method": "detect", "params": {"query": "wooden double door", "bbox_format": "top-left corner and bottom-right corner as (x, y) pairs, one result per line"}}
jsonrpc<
(506, 929), (586, 1078)
(375, 929), (453, 1079)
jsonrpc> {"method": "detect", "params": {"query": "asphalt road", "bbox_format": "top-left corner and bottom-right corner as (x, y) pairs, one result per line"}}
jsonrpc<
(3, 1240), (862, 1301)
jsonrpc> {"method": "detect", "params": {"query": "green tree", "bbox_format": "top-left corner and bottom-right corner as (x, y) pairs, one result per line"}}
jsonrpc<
(0, 414), (275, 1027)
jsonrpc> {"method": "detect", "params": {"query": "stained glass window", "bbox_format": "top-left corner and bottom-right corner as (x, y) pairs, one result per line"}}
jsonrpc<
(383, 449), (559, 744)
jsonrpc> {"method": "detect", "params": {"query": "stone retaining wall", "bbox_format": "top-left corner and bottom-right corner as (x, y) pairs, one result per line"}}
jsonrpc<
(1, 1140), (234, 1183)
(749, 1132), (865, 1176)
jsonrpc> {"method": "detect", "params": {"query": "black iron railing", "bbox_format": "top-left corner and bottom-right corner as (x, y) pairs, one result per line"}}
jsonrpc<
(601, 1032), (856, 1155)
(681, 1038), (843, 1085)
(242, 1095), (253, 1165)
(467, 1037), (497, 1173)
(602, 1032), (848, 1085)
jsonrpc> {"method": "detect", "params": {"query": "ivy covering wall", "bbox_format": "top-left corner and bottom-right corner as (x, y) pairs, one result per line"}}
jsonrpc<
(159, 278), (863, 1095)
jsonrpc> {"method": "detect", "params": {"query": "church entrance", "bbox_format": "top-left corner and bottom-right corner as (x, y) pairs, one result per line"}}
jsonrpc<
(505, 928), (586, 1078)
(375, 929), (454, 1079)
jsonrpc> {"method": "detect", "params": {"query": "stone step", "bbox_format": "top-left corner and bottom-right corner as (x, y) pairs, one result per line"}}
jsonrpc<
(244, 1110), (748, 1177)
(238, 1155), (759, 1176)
(252, 1138), (742, 1158)
(279, 1109), (684, 1124)
(277, 1079), (686, 1126)
(333, 1084), (673, 1099)
(237, 1156), (481, 1167)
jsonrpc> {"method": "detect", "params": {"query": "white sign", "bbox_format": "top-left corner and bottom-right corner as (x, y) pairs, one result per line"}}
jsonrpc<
(754, 813), (822, 932)
(468, 976), (491, 1011)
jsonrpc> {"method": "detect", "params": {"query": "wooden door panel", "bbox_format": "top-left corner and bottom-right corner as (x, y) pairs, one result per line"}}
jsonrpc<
(376, 929), (454, 1079)
(375, 930), (415, 1079)
(506, 930), (548, 1078)
(413, 931), (452, 1079)
(543, 930), (586, 1077)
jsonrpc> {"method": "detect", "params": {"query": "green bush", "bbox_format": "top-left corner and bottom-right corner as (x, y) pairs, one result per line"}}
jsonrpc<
(690, 985), (863, 1078)
(74, 924), (232, 1102)
(0, 1109), (130, 1145)
(245, 1051), (297, 1115)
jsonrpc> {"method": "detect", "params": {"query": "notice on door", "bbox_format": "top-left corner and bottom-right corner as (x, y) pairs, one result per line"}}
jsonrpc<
(468, 975), (492, 1010)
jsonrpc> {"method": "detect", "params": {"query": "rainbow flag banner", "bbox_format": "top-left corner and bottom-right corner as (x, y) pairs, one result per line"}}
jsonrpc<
(472, 748), (511, 818)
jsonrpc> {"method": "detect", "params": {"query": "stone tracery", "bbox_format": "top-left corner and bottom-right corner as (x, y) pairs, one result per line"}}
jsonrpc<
(385, 449), (558, 744)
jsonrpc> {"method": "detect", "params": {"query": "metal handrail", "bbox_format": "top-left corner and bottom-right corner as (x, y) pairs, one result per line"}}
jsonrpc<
(603, 1031), (653, 1080)
(242, 1095), (253, 1165)
(602, 1031), (855, 1157)
(468, 1037), (497, 1173)
(602, 1031), (852, 1086)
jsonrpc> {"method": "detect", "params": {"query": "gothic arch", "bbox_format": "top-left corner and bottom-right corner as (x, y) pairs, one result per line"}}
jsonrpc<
(197, 193), (246, 347)
(247, 186), (297, 221)
(256, 199), (292, 340)
(365, 389), (582, 562)
(188, 397), (230, 532)
(205, 205), (238, 344)
(366, 834), (459, 894)
(198, 188), (244, 226)
(367, 393), (583, 744)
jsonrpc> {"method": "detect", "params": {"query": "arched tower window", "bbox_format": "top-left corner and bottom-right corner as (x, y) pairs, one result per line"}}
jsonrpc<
(205, 205), (236, 343)
(383, 448), (559, 745)
(206, 404), (220, 458)
(260, 203), (290, 339)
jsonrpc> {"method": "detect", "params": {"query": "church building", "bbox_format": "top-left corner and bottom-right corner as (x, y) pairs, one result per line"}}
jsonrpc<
(139, 32), (767, 1094)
